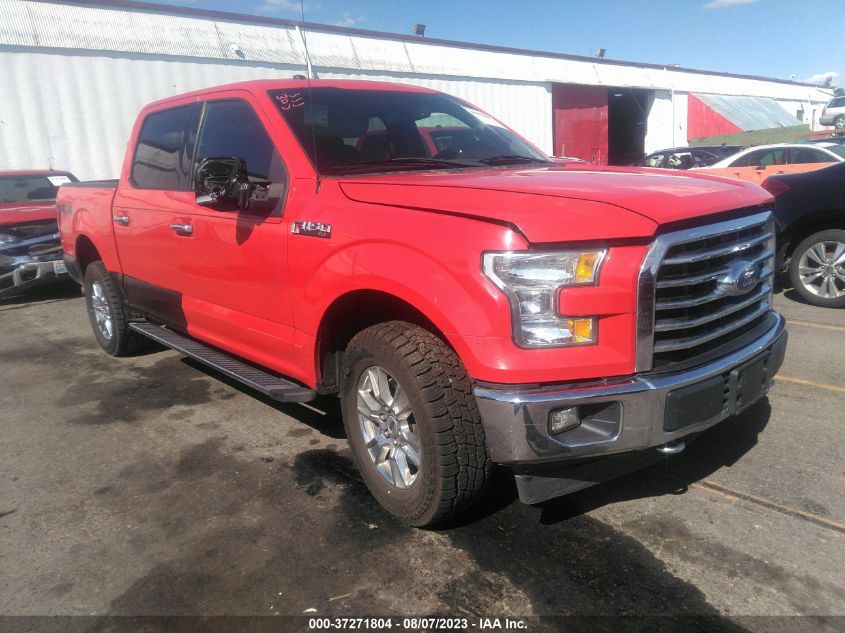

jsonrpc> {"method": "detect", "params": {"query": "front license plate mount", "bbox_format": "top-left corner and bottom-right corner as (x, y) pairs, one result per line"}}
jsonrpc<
(728, 351), (771, 415)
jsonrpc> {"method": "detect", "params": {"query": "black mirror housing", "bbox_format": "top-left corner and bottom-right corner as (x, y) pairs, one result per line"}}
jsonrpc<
(195, 157), (272, 211)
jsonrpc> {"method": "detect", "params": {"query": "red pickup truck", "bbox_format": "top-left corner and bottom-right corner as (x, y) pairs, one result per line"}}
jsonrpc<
(1, 170), (76, 297)
(58, 80), (787, 526)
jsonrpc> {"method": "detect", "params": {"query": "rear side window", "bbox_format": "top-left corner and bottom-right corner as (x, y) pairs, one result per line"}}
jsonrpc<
(789, 148), (833, 164)
(132, 105), (197, 190)
(830, 98), (845, 109)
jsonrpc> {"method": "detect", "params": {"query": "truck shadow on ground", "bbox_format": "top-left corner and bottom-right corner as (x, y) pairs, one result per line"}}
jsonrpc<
(97, 441), (768, 629)
(531, 400), (772, 525)
(181, 357), (347, 439)
(96, 390), (837, 624)
(0, 279), (81, 309)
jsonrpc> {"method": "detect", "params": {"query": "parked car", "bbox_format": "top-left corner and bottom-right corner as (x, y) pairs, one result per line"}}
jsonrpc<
(800, 135), (845, 146)
(819, 95), (845, 129)
(58, 80), (786, 526)
(0, 170), (77, 298)
(695, 142), (845, 184)
(761, 162), (845, 308)
(637, 145), (743, 169)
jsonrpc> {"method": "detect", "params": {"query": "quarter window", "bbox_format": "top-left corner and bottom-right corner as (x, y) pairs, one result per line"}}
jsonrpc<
(132, 105), (197, 190)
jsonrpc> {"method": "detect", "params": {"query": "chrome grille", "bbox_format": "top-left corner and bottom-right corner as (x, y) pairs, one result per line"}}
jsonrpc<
(637, 211), (776, 371)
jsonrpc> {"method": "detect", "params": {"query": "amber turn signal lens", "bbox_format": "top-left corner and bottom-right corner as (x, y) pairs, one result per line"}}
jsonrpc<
(575, 253), (600, 284)
(567, 318), (595, 343)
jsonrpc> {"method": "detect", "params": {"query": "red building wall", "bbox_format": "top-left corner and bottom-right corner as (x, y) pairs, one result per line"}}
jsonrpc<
(552, 84), (608, 164)
(687, 93), (742, 141)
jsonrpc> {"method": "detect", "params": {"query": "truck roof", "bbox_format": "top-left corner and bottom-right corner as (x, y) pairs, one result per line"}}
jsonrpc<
(144, 79), (438, 110)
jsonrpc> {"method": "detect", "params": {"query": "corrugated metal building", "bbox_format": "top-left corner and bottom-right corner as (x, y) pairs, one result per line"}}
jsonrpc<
(0, 0), (835, 179)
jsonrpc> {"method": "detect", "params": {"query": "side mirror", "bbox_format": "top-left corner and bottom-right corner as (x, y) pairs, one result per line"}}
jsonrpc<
(195, 157), (271, 210)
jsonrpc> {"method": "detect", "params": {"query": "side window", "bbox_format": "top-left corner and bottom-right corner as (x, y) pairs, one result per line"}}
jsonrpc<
(132, 105), (197, 190)
(194, 99), (288, 216)
(733, 149), (783, 167)
(758, 149), (786, 166)
(789, 148), (831, 164)
(645, 154), (665, 168)
(730, 150), (760, 167)
(194, 99), (288, 214)
(195, 100), (286, 183)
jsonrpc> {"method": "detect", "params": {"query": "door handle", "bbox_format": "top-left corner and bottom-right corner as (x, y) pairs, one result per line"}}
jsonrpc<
(113, 215), (130, 226)
(169, 222), (193, 236)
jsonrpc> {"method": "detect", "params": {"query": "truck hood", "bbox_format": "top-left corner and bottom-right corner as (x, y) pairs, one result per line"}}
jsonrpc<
(339, 165), (772, 243)
(0, 201), (58, 228)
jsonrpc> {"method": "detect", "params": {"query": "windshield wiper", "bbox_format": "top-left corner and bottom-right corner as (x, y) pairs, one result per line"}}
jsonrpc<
(329, 157), (472, 172)
(476, 155), (550, 165)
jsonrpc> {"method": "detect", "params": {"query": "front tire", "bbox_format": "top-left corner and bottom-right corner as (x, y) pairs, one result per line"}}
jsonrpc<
(84, 261), (149, 355)
(787, 229), (845, 308)
(340, 322), (492, 526)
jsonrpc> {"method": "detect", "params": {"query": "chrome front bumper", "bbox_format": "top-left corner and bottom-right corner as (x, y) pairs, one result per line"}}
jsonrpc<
(474, 313), (787, 468)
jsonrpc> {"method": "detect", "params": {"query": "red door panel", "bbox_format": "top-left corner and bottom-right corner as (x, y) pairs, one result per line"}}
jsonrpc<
(553, 84), (608, 165)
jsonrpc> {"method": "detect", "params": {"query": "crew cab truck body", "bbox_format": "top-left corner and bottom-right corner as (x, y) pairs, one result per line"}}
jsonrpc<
(58, 80), (787, 526)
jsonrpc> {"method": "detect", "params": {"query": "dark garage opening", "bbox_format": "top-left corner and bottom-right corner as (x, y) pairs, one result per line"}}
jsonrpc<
(607, 88), (652, 166)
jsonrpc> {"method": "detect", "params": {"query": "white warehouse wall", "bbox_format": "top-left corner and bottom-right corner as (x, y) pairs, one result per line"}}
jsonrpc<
(0, 50), (552, 180)
(644, 91), (675, 153)
(0, 0), (834, 178)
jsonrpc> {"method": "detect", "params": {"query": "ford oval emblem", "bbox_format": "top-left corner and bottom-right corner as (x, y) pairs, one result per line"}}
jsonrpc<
(718, 261), (761, 296)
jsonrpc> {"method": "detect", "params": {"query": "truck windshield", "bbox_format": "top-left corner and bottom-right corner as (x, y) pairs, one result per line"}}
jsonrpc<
(0, 174), (76, 203)
(269, 87), (550, 175)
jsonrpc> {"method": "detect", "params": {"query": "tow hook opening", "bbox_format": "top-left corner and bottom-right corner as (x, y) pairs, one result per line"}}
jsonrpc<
(656, 440), (686, 455)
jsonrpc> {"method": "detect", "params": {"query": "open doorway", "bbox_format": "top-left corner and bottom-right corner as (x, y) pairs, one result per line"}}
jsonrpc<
(607, 88), (652, 165)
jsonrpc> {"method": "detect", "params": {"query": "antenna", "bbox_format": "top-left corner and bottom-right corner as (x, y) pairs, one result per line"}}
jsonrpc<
(300, 0), (320, 193)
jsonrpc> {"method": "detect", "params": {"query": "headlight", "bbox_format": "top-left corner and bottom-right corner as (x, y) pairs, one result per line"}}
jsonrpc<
(482, 250), (606, 348)
(0, 233), (16, 246)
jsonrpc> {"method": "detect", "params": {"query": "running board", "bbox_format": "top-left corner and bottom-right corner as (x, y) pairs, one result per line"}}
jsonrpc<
(129, 322), (316, 403)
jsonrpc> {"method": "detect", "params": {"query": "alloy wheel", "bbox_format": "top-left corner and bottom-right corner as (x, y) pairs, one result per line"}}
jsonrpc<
(90, 280), (114, 340)
(356, 365), (421, 489)
(797, 241), (845, 299)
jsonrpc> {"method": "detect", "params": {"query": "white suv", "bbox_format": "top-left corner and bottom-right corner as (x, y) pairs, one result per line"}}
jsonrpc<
(820, 96), (845, 128)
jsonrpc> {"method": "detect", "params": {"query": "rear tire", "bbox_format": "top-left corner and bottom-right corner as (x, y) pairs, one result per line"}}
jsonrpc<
(340, 321), (492, 527)
(834, 115), (845, 130)
(787, 229), (845, 308)
(84, 261), (149, 355)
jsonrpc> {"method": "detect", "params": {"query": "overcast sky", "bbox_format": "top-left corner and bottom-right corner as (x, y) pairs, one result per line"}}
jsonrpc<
(145, 0), (842, 89)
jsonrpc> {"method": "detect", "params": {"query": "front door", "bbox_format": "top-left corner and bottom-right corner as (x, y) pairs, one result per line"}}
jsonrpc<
(170, 94), (300, 378)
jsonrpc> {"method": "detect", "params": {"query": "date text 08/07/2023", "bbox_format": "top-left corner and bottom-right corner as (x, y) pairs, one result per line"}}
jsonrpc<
(307, 617), (528, 630)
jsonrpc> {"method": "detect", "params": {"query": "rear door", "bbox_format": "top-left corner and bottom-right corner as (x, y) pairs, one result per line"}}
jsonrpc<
(708, 148), (786, 183)
(112, 100), (201, 327)
(786, 147), (836, 174)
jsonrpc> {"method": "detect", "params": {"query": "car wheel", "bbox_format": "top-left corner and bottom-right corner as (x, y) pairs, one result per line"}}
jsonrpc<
(787, 229), (845, 308)
(340, 321), (492, 526)
(835, 115), (845, 129)
(84, 261), (149, 355)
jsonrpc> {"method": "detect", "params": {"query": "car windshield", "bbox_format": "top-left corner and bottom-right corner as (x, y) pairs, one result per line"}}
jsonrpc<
(269, 87), (549, 175)
(826, 145), (845, 159)
(0, 174), (74, 203)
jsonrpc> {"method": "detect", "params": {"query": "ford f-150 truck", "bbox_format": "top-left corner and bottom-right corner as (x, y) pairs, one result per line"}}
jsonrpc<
(58, 80), (787, 526)
(1, 170), (77, 297)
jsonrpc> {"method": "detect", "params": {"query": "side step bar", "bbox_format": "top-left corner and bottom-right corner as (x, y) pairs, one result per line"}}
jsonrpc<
(129, 322), (316, 403)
